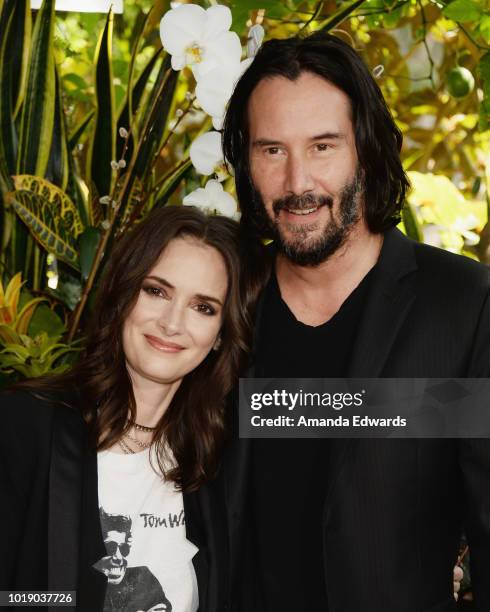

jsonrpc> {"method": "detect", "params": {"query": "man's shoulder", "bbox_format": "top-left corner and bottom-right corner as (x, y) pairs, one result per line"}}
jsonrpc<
(406, 235), (490, 293)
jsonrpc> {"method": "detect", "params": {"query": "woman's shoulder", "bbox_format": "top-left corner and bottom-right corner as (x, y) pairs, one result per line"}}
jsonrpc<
(0, 386), (85, 435)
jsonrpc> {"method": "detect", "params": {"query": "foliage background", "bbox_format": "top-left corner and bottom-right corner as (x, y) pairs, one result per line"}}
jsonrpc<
(0, 0), (489, 392)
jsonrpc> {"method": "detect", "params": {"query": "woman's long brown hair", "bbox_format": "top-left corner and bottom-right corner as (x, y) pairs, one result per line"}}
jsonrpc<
(17, 206), (267, 491)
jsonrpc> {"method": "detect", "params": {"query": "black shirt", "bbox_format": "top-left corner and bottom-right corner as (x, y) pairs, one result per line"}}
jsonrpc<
(252, 267), (374, 611)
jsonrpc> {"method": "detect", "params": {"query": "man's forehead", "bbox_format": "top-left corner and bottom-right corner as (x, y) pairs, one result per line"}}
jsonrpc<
(247, 73), (353, 136)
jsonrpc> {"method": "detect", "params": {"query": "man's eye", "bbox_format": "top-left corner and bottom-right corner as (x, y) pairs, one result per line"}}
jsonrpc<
(195, 303), (216, 316)
(265, 147), (281, 155)
(315, 143), (330, 151)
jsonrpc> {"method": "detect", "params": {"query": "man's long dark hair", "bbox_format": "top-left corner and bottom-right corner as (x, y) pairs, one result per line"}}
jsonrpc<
(222, 32), (410, 239)
(17, 206), (263, 491)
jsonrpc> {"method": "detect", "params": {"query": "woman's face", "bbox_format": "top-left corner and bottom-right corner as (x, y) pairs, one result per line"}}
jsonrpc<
(122, 236), (228, 387)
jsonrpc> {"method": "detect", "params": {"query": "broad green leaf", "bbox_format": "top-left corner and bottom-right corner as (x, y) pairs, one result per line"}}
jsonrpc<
(16, 0), (55, 177)
(443, 0), (483, 22)
(7, 175), (83, 270)
(401, 202), (423, 243)
(120, 176), (144, 228)
(28, 303), (65, 339)
(87, 8), (116, 200)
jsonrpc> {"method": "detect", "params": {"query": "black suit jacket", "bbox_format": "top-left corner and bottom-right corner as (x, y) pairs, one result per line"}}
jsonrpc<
(0, 391), (228, 612)
(223, 228), (490, 612)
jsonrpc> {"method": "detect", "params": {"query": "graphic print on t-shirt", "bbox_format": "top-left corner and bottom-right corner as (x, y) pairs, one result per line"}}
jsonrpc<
(94, 507), (173, 612)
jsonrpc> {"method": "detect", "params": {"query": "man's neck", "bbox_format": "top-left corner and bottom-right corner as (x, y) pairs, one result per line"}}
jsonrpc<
(275, 222), (383, 326)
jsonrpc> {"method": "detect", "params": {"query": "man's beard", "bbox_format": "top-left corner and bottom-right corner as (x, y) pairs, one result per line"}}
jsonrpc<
(252, 167), (363, 267)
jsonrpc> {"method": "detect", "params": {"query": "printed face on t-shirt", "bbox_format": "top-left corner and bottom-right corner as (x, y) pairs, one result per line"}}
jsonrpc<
(100, 530), (131, 584)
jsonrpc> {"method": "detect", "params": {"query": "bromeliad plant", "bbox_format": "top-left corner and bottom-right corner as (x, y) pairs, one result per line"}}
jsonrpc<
(0, 272), (79, 378)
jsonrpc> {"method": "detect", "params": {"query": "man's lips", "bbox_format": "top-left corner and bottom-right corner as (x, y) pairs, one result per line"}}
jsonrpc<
(144, 334), (185, 353)
(279, 204), (325, 221)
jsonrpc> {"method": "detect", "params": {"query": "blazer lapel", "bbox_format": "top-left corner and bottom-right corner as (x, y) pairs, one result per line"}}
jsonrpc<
(347, 228), (417, 378)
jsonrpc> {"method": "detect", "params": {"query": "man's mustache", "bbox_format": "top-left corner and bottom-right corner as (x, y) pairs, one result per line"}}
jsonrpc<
(272, 193), (333, 215)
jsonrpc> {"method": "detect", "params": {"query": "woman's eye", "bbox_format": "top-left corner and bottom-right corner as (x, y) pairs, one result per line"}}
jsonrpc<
(142, 285), (167, 298)
(265, 147), (281, 155)
(195, 303), (216, 316)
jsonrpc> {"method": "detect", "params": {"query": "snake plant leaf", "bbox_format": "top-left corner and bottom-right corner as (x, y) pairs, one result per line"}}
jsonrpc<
(116, 55), (177, 227)
(7, 175), (83, 270)
(152, 158), (192, 212)
(45, 66), (69, 190)
(87, 8), (116, 200)
(79, 226), (102, 282)
(68, 109), (95, 151)
(17, 0), (55, 177)
(117, 48), (163, 162)
(133, 54), (177, 182)
(0, 3), (16, 174)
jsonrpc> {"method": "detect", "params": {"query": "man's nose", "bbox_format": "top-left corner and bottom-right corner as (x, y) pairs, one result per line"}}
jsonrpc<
(284, 152), (315, 196)
(158, 300), (184, 336)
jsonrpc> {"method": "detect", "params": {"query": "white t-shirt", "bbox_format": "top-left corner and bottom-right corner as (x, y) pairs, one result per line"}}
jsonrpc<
(95, 449), (199, 612)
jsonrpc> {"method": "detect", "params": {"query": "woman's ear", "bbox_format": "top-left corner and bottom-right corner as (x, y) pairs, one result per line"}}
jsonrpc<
(213, 335), (222, 351)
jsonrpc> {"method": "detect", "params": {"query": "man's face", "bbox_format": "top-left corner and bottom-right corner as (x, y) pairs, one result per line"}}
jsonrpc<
(248, 72), (363, 266)
(100, 530), (130, 585)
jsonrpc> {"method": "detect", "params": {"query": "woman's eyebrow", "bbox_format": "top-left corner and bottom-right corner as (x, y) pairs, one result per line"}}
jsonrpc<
(145, 276), (223, 306)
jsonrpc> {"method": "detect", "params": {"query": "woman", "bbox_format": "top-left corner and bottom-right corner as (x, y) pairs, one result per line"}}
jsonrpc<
(0, 205), (261, 612)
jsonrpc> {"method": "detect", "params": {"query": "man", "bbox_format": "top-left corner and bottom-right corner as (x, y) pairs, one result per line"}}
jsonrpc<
(220, 33), (490, 611)
(94, 508), (172, 612)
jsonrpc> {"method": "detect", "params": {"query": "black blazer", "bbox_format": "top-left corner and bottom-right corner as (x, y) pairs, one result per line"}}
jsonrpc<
(0, 391), (228, 612)
(223, 228), (490, 612)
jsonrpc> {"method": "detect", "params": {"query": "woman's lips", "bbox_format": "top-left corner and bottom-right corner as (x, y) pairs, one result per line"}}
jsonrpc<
(144, 334), (185, 353)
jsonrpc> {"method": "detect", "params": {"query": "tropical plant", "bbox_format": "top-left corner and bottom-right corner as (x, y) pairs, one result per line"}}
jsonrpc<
(1, 0), (490, 387)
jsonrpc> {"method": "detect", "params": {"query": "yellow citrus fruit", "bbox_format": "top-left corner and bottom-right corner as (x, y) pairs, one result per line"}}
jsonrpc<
(446, 67), (475, 99)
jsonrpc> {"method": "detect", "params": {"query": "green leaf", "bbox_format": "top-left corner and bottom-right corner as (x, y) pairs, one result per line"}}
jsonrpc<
(0, 1), (17, 174)
(45, 66), (69, 190)
(79, 226), (101, 282)
(7, 175), (83, 270)
(16, 0), (55, 177)
(442, 0), (483, 22)
(68, 110), (95, 151)
(86, 8), (116, 200)
(317, 0), (368, 32)
(28, 303), (65, 339)
(4, 0), (31, 119)
(401, 202), (423, 243)
(153, 158), (192, 210)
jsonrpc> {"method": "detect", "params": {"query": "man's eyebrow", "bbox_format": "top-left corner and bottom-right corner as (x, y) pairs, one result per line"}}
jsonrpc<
(310, 131), (344, 140)
(251, 132), (345, 147)
(145, 275), (223, 306)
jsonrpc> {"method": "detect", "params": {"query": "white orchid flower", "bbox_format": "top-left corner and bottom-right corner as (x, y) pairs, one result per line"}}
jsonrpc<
(190, 131), (228, 181)
(160, 4), (242, 81)
(247, 24), (265, 58)
(183, 179), (237, 217)
(196, 58), (253, 129)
